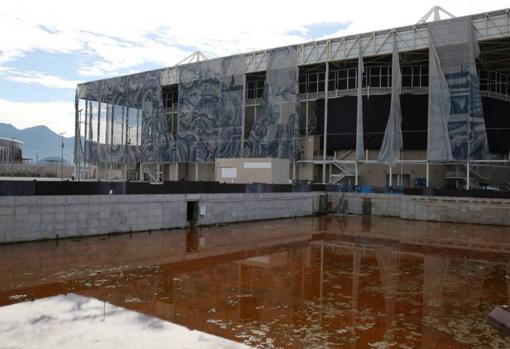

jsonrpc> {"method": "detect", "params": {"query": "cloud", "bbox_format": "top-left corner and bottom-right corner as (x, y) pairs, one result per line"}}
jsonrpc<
(2, 71), (78, 89)
(0, 0), (508, 135)
(2, 0), (509, 78)
(0, 98), (74, 135)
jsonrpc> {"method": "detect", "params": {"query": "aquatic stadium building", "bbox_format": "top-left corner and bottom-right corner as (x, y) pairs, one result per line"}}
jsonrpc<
(74, 8), (510, 189)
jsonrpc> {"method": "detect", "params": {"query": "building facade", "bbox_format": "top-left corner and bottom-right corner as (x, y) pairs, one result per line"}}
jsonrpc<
(0, 137), (23, 164)
(75, 9), (510, 188)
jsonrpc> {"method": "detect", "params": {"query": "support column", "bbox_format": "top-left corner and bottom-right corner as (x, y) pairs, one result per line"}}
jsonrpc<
(389, 164), (393, 187)
(426, 161), (430, 188)
(466, 161), (470, 190)
(354, 161), (359, 186)
(322, 61), (329, 184)
(241, 74), (246, 152)
(305, 99), (309, 136)
(140, 163), (144, 182)
(195, 162), (199, 181)
(175, 162), (179, 181)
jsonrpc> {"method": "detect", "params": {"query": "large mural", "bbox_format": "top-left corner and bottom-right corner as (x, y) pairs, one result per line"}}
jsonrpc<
(79, 70), (167, 165)
(78, 46), (301, 166)
(244, 46), (300, 160)
(177, 56), (245, 162)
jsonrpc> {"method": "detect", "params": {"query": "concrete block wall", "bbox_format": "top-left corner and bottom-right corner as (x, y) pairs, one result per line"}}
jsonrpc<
(197, 192), (316, 225)
(329, 192), (510, 226)
(0, 192), (319, 244)
(0, 194), (188, 243)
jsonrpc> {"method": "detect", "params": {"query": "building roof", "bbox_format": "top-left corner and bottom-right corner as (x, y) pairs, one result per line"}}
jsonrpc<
(0, 137), (24, 145)
(78, 8), (510, 89)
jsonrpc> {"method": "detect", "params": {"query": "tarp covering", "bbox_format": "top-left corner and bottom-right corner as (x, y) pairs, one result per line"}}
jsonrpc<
(177, 56), (245, 162)
(355, 46), (365, 161)
(427, 36), (452, 161)
(244, 46), (300, 160)
(79, 46), (300, 166)
(427, 17), (489, 161)
(378, 36), (403, 164)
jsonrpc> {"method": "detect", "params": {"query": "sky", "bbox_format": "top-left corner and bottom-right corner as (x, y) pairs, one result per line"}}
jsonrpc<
(0, 0), (508, 135)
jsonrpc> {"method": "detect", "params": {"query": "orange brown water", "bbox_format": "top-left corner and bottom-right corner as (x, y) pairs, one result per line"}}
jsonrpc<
(0, 215), (509, 348)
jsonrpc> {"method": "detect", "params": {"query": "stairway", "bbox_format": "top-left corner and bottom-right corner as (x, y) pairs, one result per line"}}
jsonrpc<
(329, 161), (355, 184)
(444, 164), (488, 189)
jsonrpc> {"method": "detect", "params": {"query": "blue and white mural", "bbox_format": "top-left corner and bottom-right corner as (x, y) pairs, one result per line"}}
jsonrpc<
(79, 69), (166, 165)
(244, 46), (300, 160)
(78, 46), (301, 166)
(177, 56), (245, 162)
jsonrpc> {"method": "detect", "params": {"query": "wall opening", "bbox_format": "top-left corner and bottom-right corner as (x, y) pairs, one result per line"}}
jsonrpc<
(187, 200), (199, 223)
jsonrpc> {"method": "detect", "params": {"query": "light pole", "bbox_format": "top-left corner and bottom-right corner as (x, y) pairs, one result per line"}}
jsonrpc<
(77, 109), (83, 181)
(59, 132), (65, 180)
(125, 125), (132, 181)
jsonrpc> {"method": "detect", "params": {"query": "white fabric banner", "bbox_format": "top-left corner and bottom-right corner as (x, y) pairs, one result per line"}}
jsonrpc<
(378, 35), (403, 164)
(427, 36), (453, 161)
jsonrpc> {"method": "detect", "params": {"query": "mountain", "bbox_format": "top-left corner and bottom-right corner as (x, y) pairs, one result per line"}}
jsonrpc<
(0, 123), (74, 163)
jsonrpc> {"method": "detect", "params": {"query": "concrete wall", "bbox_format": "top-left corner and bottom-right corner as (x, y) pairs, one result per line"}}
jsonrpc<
(0, 192), (319, 244)
(0, 194), (187, 243)
(196, 192), (315, 225)
(329, 192), (510, 226)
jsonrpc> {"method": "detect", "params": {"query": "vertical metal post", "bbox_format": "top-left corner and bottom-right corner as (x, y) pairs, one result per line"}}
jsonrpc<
(88, 101), (93, 177)
(241, 73), (247, 152)
(354, 161), (359, 186)
(59, 132), (65, 180)
(305, 99), (309, 136)
(389, 164), (393, 187)
(139, 163), (144, 182)
(466, 161), (470, 190)
(175, 163), (179, 181)
(322, 60), (329, 184)
(96, 86), (102, 181)
(195, 162), (199, 181)
(399, 150), (403, 187)
(426, 161), (430, 188)
(124, 108), (129, 181)
(83, 101), (88, 179)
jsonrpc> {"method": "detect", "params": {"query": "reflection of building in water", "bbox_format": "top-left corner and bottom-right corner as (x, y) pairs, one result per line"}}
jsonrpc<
(1, 216), (509, 348)
(0, 137), (23, 164)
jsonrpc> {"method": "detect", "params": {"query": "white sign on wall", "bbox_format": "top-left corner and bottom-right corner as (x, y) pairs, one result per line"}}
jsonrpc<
(221, 167), (237, 178)
(243, 162), (271, 169)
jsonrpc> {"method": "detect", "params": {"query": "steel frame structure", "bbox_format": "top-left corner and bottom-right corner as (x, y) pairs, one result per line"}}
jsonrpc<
(159, 9), (510, 85)
(78, 9), (510, 188)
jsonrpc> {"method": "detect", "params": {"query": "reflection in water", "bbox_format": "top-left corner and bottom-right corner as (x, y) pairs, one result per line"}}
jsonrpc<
(0, 216), (509, 348)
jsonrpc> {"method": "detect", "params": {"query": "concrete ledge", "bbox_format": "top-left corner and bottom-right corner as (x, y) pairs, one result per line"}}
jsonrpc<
(0, 192), (320, 244)
(329, 192), (510, 226)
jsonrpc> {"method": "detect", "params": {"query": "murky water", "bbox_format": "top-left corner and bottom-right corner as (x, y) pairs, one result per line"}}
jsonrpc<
(1, 216), (509, 348)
